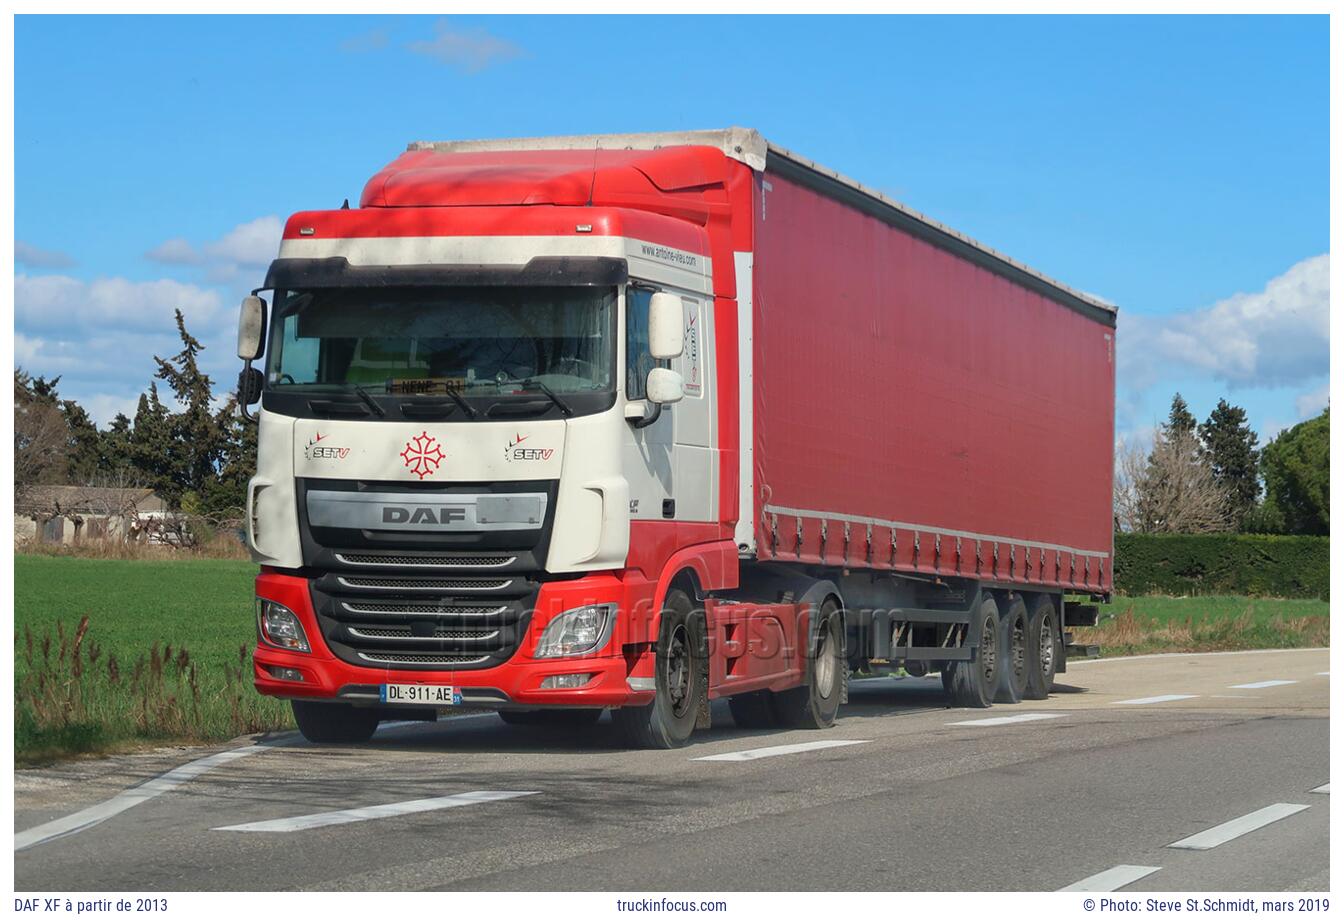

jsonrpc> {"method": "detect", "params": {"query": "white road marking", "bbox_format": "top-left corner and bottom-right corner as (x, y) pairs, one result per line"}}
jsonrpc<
(1311, 784), (1329, 794)
(1059, 864), (1162, 892)
(1168, 803), (1309, 850)
(1071, 647), (1327, 665)
(1229, 679), (1298, 689)
(15, 745), (267, 852)
(692, 739), (870, 762)
(12, 712), (489, 853)
(1317, 672), (1329, 676)
(948, 713), (1065, 727)
(1114, 694), (1198, 705)
(215, 790), (539, 833)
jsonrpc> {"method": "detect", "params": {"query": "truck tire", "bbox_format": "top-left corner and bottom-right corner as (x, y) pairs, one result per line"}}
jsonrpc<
(771, 597), (844, 730)
(498, 709), (604, 727)
(947, 596), (999, 708)
(727, 691), (776, 729)
(291, 700), (380, 744)
(994, 594), (1030, 704)
(612, 588), (705, 749)
(1024, 594), (1062, 700)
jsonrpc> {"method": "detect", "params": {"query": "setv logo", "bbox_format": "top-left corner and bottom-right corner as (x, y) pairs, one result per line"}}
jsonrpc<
(381, 505), (467, 525)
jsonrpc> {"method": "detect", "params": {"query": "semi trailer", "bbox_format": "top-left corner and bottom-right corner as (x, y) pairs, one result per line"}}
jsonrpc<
(237, 127), (1116, 749)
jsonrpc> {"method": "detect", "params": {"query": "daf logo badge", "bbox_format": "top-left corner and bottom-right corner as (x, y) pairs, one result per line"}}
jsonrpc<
(381, 506), (467, 525)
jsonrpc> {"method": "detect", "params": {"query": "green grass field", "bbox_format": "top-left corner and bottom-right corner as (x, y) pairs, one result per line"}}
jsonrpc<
(14, 555), (290, 765)
(1082, 594), (1329, 657)
(13, 554), (1331, 764)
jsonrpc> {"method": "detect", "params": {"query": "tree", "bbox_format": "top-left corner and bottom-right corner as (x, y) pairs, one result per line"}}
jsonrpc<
(1260, 408), (1329, 536)
(13, 370), (69, 497)
(1198, 398), (1260, 529)
(1130, 424), (1231, 533)
(202, 394), (256, 519)
(153, 309), (229, 503)
(60, 397), (104, 483)
(1167, 392), (1197, 438)
(127, 383), (176, 499)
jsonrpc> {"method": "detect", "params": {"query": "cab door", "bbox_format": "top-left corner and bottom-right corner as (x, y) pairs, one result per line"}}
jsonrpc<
(621, 286), (716, 523)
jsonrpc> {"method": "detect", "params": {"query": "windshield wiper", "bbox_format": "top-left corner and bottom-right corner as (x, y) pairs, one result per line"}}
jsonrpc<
(515, 379), (573, 417)
(351, 384), (386, 418)
(472, 376), (575, 418)
(439, 383), (478, 418)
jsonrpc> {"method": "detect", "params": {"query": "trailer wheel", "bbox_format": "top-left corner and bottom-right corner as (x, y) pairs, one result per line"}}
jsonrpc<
(994, 594), (1030, 704)
(498, 709), (604, 727)
(947, 596), (999, 708)
(612, 588), (705, 749)
(772, 597), (844, 729)
(1024, 595), (1062, 700)
(291, 700), (380, 744)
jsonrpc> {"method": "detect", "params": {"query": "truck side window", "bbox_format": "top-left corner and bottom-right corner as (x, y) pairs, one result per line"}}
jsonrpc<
(626, 287), (655, 399)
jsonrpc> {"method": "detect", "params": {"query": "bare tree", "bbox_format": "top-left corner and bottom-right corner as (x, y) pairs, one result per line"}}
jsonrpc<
(14, 377), (68, 499)
(1123, 426), (1232, 533)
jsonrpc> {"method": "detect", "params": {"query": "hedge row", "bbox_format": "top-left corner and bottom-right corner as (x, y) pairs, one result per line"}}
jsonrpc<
(1113, 533), (1329, 600)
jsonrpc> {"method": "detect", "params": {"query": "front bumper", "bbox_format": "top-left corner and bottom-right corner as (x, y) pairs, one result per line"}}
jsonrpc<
(252, 570), (657, 708)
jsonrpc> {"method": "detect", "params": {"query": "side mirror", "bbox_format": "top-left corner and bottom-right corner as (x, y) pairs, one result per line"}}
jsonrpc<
(648, 292), (684, 360)
(646, 367), (684, 405)
(237, 295), (267, 361)
(238, 366), (264, 407)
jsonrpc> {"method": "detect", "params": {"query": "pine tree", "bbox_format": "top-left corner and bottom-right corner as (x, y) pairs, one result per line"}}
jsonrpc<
(129, 382), (177, 500)
(203, 395), (257, 517)
(154, 309), (227, 501)
(60, 398), (104, 482)
(1166, 392), (1197, 437)
(1198, 399), (1260, 529)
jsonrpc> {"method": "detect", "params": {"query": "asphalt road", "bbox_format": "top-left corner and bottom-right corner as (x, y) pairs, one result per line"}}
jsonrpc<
(13, 648), (1329, 892)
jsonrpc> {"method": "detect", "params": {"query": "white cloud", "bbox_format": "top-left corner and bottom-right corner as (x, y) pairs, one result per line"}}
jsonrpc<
(16, 240), (75, 269)
(84, 393), (144, 427)
(1294, 382), (1330, 419)
(146, 215), (282, 279)
(145, 237), (203, 265)
(1119, 254), (1329, 390)
(407, 20), (522, 73)
(16, 273), (222, 333)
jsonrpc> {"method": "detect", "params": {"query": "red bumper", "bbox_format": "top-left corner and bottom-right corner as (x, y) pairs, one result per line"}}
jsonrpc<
(252, 570), (657, 708)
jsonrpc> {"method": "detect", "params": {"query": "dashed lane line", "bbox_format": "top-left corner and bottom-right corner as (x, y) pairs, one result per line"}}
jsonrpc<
(1311, 784), (1329, 794)
(1114, 694), (1199, 706)
(692, 739), (871, 762)
(948, 713), (1065, 727)
(1168, 803), (1309, 851)
(1229, 679), (1298, 690)
(1058, 865), (1162, 892)
(214, 790), (539, 833)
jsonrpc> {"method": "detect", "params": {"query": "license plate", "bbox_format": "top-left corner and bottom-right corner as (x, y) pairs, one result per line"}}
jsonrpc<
(380, 683), (462, 706)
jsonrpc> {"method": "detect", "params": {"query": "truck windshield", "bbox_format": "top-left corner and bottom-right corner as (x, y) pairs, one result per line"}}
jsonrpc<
(266, 287), (616, 408)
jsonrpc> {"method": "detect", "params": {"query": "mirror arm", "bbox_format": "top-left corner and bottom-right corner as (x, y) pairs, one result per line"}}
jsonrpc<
(628, 401), (662, 430)
(239, 360), (258, 424)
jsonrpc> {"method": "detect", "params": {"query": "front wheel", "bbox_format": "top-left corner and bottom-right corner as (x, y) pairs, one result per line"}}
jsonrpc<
(291, 700), (380, 744)
(612, 588), (705, 749)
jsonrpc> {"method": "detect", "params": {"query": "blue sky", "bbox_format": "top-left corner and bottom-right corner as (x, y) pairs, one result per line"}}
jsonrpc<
(14, 14), (1330, 444)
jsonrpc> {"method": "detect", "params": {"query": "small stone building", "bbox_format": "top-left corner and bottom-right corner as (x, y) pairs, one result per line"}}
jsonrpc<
(14, 485), (170, 545)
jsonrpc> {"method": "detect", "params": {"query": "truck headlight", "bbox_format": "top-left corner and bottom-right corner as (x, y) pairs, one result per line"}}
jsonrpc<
(257, 599), (310, 653)
(534, 604), (616, 658)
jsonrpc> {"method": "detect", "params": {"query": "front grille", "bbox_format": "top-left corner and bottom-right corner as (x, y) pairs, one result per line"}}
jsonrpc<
(339, 601), (509, 618)
(337, 576), (513, 592)
(311, 566), (539, 672)
(357, 652), (491, 666)
(334, 552), (516, 568)
(347, 626), (501, 641)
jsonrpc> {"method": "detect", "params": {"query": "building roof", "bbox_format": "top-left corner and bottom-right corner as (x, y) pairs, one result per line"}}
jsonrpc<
(16, 485), (167, 515)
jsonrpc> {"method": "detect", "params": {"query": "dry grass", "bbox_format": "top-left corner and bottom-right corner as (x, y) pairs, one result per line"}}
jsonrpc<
(1076, 598), (1330, 658)
(15, 532), (249, 561)
(15, 614), (289, 766)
